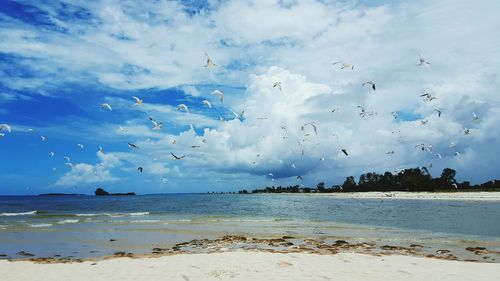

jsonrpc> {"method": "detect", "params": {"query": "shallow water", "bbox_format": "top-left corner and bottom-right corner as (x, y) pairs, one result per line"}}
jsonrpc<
(0, 194), (499, 259)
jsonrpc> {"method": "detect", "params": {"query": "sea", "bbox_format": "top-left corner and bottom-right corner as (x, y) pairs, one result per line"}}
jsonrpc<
(1, 194), (499, 260)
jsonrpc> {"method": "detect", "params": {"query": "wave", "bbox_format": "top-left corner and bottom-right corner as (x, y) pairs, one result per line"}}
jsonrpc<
(0, 211), (37, 216)
(57, 219), (79, 224)
(28, 223), (53, 228)
(129, 219), (160, 223)
(76, 212), (150, 217)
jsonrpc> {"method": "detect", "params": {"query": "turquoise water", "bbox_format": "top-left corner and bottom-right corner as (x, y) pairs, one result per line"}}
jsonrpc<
(1, 194), (499, 259)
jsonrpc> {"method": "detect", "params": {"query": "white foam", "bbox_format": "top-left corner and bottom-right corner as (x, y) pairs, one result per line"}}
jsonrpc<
(28, 223), (53, 228)
(0, 211), (37, 216)
(57, 219), (79, 224)
(129, 212), (150, 216)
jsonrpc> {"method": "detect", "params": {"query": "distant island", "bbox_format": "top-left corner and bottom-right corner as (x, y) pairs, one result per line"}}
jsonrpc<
(95, 188), (135, 196)
(238, 167), (500, 194)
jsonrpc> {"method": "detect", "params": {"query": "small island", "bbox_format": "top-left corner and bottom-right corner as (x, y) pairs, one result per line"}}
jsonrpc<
(95, 188), (135, 196)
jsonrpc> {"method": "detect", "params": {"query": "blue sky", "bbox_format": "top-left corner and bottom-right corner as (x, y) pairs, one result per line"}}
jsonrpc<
(1, 0), (499, 195)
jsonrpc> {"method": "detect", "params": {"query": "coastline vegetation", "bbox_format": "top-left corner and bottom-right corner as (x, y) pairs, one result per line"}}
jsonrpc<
(237, 168), (500, 194)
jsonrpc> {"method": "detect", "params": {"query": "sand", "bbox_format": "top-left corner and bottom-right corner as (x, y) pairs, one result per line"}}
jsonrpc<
(1, 251), (499, 281)
(315, 191), (500, 201)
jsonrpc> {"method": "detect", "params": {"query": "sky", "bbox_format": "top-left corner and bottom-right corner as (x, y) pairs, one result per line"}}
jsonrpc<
(1, 0), (499, 195)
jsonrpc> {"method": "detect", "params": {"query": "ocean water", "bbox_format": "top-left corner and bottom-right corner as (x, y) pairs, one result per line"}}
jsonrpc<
(1, 194), (499, 259)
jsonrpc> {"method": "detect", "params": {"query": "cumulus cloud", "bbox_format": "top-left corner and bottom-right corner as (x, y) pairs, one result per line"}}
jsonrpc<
(1, 0), (499, 192)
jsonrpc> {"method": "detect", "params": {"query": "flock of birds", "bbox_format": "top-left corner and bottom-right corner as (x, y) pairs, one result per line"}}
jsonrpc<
(0, 52), (483, 189)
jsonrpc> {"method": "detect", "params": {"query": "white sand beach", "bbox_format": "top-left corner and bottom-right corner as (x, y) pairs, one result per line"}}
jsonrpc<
(1, 251), (499, 281)
(316, 192), (500, 201)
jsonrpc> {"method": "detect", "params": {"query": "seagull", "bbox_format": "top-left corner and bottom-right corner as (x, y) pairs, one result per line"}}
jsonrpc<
(177, 104), (189, 113)
(132, 96), (143, 105)
(433, 108), (442, 117)
(202, 100), (212, 109)
(420, 92), (436, 101)
(340, 149), (349, 156)
(273, 82), (282, 91)
(137, 167), (143, 173)
(64, 162), (73, 168)
(420, 120), (428, 125)
(391, 112), (398, 119)
(40, 136), (48, 142)
(0, 124), (12, 133)
(449, 142), (457, 148)
(171, 139), (176, 144)
(98, 146), (104, 153)
(204, 51), (216, 68)
(27, 128), (34, 133)
(331, 107), (339, 113)
(128, 142), (139, 148)
(415, 143), (432, 152)
(417, 53), (431, 66)
(101, 103), (112, 111)
(292, 163), (296, 169)
(332, 61), (354, 70)
(119, 126), (128, 132)
(436, 153), (442, 159)
(211, 90), (224, 103)
(357, 105), (366, 117)
(386, 151), (395, 155)
(454, 151), (461, 156)
(49, 152), (55, 157)
(301, 122), (317, 135)
(297, 176), (303, 180)
(232, 110), (244, 120)
(219, 116), (226, 122)
(472, 112), (480, 121)
(77, 144), (84, 149)
(149, 117), (163, 130)
(171, 152), (185, 160)
(63, 156), (71, 162)
(464, 128), (470, 135)
(362, 81), (376, 90)
(452, 183), (458, 189)
(191, 145), (200, 148)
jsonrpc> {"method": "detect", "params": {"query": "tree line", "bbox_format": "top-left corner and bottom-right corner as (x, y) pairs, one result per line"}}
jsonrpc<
(238, 167), (499, 194)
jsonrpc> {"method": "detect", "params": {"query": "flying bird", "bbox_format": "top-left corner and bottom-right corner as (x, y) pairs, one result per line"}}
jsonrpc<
(386, 151), (395, 155)
(202, 100), (212, 109)
(149, 117), (163, 130)
(273, 82), (282, 91)
(204, 51), (216, 68)
(49, 152), (55, 157)
(211, 90), (224, 103)
(137, 167), (143, 173)
(128, 142), (139, 148)
(64, 162), (73, 168)
(362, 81), (376, 90)
(301, 122), (317, 135)
(420, 92), (436, 101)
(177, 104), (189, 113)
(101, 103), (112, 111)
(464, 128), (471, 135)
(420, 120), (428, 125)
(331, 107), (339, 113)
(63, 156), (71, 162)
(171, 152), (185, 160)
(434, 108), (442, 117)
(415, 143), (432, 152)
(98, 146), (104, 153)
(77, 143), (84, 149)
(40, 136), (47, 142)
(472, 112), (480, 121)
(417, 53), (431, 66)
(436, 153), (442, 159)
(332, 61), (354, 70)
(357, 105), (366, 117)
(232, 110), (245, 120)
(0, 124), (11, 133)
(132, 96), (143, 105)
(391, 112), (398, 119)
(340, 149), (348, 156)
(297, 176), (303, 180)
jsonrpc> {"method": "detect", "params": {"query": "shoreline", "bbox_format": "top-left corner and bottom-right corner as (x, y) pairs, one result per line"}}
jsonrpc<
(2, 235), (499, 264)
(1, 251), (500, 281)
(282, 191), (500, 201)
